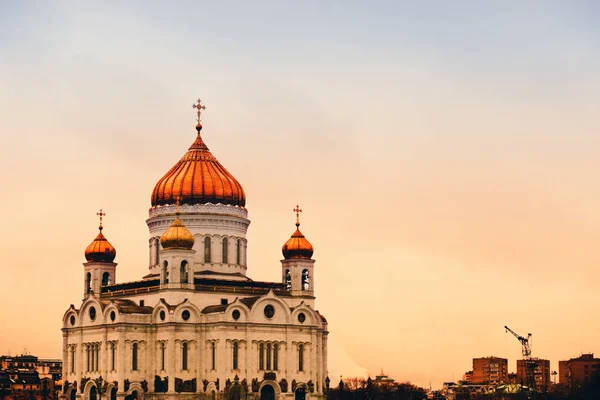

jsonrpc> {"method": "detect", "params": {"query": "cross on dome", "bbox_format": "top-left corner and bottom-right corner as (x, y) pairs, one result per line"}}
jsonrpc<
(192, 98), (207, 130)
(293, 205), (302, 227)
(96, 209), (106, 229)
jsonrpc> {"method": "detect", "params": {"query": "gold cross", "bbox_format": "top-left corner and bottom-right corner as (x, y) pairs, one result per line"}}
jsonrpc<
(293, 205), (302, 226)
(192, 98), (206, 125)
(96, 209), (106, 228)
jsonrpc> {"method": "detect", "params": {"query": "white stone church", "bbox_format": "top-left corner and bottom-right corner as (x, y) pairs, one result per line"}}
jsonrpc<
(61, 101), (329, 400)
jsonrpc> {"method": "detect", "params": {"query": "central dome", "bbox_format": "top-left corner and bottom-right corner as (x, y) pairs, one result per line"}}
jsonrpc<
(151, 127), (246, 207)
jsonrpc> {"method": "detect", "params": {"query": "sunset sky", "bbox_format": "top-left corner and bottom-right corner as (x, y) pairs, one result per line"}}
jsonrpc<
(1, 1), (600, 388)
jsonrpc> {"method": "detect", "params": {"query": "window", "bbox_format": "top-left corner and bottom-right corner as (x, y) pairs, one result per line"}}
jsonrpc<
(298, 344), (304, 372)
(86, 345), (90, 372)
(70, 348), (74, 373)
(236, 240), (241, 265)
(161, 343), (166, 371)
(163, 261), (169, 284)
(182, 342), (188, 370)
(180, 260), (188, 283)
(132, 343), (138, 371)
(211, 342), (216, 370)
(102, 272), (110, 286)
(86, 273), (92, 294)
(285, 269), (291, 289)
(302, 269), (310, 290)
(111, 343), (116, 371)
(266, 343), (272, 370)
(204, 237), (211, 263)
(259, 343), (264, 370)
(222, 238), (228, 263)
(273, 343), (278, 370)
(232, 342), (238, 370)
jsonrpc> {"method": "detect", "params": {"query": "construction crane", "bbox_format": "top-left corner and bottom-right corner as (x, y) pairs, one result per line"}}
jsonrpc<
(505, 326), (537, 393)
(504, 326), (532, 358)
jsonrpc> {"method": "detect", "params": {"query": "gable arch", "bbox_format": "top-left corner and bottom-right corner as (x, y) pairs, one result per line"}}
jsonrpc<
(250, 295), (292, 324)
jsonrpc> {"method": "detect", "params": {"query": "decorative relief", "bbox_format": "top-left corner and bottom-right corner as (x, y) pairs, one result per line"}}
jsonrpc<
(149, 203), (248, 219)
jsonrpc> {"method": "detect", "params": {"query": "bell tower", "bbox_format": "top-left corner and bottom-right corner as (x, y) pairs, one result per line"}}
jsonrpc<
(83, 210), (117, 297)
(281, 205), (316, 302)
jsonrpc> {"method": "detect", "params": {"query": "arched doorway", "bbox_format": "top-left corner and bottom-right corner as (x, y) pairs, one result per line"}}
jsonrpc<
(260, 385), (275, 400)
(70, 389), (76, 400)
(295, 387), (306, 400)
(110, 388), (117, 400)
(131, 390), (139, 400)
(228, 384), (242, 400)
(89, 386), (97, 400)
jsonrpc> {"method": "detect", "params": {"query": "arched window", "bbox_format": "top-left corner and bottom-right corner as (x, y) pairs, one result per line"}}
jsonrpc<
(302, 269), (310, 290)
(266, 343), (272, 370)
(236, 240), (241, 265)
(232, 341), (238, 370)
(180, 261), (188, 283)
(70, 348), (75, 373)
(132, 343), (138, 371)
(86, 272), (92, 294)
(160, 342), (166, 371)
(285, 270), (292, 289)
(259, 343), (264, 370)
(111, 343), (115, 371)
(222, 238), (228, 263)
(102, 272), (110, 286)
(298, 344), (304, 372)
(204, 237), (211, 263)
(273, 343), (279, 371)
(86, 345), (90, 372)
(182, 342), (188, 370)
(211, 342), (216, 370)
(162, 261), (169, 284)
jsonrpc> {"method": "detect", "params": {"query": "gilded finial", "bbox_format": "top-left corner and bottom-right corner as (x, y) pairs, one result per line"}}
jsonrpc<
(175, 196), (182, 215)
(96, 209), (106, 230)
(192, 98), (207, 130)
(293, 205), (302, 227)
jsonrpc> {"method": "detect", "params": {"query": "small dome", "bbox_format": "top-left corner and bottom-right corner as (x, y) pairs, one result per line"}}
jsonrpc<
(85, 226), (116, 263)
(160, 213), (195, 250)
(151, 126), (246, 208)
(282, 223), (314, 260)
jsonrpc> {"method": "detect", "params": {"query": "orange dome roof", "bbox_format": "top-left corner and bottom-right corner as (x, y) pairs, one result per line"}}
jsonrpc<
(160, 212), (195, 250)
(85, 226), (116, 263)
(282, 222), (314, 260)
(151, 126), (246, 207)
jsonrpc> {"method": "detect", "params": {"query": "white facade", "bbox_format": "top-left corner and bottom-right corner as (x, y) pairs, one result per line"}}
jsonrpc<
(61, 126), (328, 400)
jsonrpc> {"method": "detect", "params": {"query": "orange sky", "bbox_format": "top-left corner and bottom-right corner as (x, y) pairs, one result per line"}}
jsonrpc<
(1, 1), (600, 389)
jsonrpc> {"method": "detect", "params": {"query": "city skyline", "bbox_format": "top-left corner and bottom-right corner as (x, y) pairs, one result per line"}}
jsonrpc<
(1, 1), (600, 389)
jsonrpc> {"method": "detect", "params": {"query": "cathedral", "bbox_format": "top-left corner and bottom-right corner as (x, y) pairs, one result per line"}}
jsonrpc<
(61, 100), (329, 400)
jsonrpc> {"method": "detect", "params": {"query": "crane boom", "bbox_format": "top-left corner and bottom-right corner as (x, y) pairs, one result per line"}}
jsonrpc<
(504, 325), (532, 357)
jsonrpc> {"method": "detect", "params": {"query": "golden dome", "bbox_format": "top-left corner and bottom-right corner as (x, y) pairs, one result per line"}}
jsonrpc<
(282, 222), (314, 260)
(85, 225), (116, 263)
(160, 212), (195, 250)
(151, 126), (246, 208)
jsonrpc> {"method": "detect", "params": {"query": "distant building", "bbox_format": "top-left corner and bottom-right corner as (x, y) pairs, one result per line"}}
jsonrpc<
(516, 358), (550, 392)
(373, 369), (395, 386)
(463, 371), (473, 383)
(507, 373), (518, 384)
(472, 357), (508, 384)
(0, 354), (62, 400)
(559, 353), (600, 387)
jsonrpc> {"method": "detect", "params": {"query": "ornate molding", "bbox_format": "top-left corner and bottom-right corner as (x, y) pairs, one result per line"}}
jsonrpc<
(149, 203), (248, 219)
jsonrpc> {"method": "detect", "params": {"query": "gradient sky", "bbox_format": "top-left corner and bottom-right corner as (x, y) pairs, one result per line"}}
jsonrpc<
(1, 1), (600, 389)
